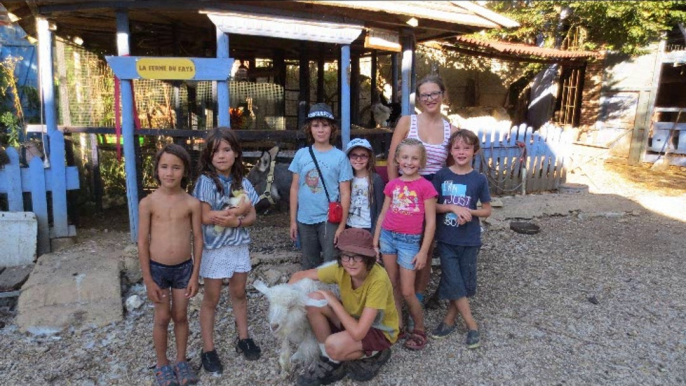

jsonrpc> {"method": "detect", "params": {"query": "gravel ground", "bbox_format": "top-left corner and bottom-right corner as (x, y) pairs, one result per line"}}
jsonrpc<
(1, 160), (685, 386)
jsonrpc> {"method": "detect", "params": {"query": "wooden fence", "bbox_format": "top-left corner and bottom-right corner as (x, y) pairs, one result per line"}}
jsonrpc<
(471, 123), (572, 195)
(0, 130), (80, 255)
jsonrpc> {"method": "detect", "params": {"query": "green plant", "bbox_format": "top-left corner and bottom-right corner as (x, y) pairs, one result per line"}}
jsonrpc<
(0, 111), (21, 148)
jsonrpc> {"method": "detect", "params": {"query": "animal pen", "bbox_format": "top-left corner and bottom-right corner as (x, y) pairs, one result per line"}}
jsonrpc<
(1, 1), (522, 242)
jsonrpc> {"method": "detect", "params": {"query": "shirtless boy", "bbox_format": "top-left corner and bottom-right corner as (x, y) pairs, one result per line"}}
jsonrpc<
(138, 144), (203, 386)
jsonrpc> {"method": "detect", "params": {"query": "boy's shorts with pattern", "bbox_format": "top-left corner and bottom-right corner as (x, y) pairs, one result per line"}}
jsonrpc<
(437, 242), (479, 300)
(150, 259), (193, 289)
(379, 228), (421, 270)
(200, 244), (251, 279)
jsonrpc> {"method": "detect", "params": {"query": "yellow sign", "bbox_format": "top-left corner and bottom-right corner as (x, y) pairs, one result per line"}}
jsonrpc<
(136, 58), (196, 80)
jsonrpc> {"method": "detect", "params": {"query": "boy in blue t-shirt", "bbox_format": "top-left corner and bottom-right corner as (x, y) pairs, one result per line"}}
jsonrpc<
(430, 130), (491, 349)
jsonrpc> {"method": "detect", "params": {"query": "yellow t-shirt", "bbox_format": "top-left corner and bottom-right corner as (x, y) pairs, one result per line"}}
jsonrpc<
(317, 262), (399, 344)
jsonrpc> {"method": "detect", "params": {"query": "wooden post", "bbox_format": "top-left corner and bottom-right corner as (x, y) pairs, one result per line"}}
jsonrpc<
(341, 45), (351, 148)
(351, 53), (360, 126)
(410, 34), (417, 112)
(90, 133), (103, 212)
(299, 47), (310, 105)
(38, 18), (69, 238)
(630, 40), (666, 164)
(391, 53), (399, 103)
(115, 11), (139, 242)
(401, 33), (412, 116)
(371, 50), (378, 103)
(317, 56), (325, 103)
(216, 26), (230, 128)
(55, 40), (71, 126)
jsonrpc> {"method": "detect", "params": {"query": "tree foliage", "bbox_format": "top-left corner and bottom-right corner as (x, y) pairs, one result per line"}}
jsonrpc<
(486, 1), (686, 55)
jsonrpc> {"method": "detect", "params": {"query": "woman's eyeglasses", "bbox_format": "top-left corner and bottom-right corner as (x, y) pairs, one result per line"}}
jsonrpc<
(349, 154), (369, 160)
(419, 91), (443, 101)
(340, 253), (364, 263)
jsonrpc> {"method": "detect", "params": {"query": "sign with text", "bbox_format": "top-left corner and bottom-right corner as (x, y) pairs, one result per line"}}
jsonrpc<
(136, 58), (196, 80)
(105, 56), (233, 81)
(365, 28), (401, 52)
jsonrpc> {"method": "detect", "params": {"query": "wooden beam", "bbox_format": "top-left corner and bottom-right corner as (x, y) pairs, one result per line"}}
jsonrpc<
(115, 10), (140, 243)
(216, 26), (230, 127)
(351, 53), (360, 125)
(341, 44), (351, 147)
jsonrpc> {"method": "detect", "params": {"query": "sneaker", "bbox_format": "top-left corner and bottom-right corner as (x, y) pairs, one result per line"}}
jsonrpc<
(200, 349), (223, 374)
(466, 330), (481, 349)
(154, 363), (179, 386)
(297, 356), (347, 386)
(236, 338), (262, 361)
(347, 349), (392, 382)
(430, 321), (457, 340)
(174, 361), (198, 385)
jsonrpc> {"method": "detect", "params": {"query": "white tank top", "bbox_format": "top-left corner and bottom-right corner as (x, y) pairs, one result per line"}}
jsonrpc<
(407, 114), (451, 175)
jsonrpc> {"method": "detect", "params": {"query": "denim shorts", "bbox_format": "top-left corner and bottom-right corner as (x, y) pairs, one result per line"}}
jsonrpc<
(437, 243), (479, 300)
(150, 259), (193, 290)
(379, 229), (421, 270)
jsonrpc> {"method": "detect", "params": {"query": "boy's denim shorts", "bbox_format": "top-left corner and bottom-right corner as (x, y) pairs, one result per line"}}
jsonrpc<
(437, 242), (479, 300)
(379, 229), (421, 270)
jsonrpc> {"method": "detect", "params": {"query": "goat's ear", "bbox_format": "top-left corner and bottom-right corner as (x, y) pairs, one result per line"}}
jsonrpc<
(304, 298), (328, 308)
(268, 145), (279, 160)
(253, 280), (270, 296)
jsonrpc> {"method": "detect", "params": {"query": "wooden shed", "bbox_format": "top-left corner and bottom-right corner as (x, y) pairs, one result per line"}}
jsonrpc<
(2, 1), (518, 241)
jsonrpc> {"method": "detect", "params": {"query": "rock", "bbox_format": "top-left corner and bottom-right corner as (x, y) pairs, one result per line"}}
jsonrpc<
(123, 244), (138, 257)
(490, 198), (504, 208)
(189, 292), (203, 313)
(125, 295), (143, 312)
(0, 264), (33, 292)
(263, 269), (283, 286)
(121, 255), (142, 284)
(51, 237), (76, 252)
(587, 295), (599, 305)
(16, 250), (123, 334)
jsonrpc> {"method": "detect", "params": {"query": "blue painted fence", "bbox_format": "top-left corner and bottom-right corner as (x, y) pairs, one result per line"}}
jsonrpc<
(471, 122), (572, 195)
(0, 130), (80, 255)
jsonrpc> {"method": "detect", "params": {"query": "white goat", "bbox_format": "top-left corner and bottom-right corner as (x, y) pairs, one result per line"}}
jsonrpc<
(254, 278), (329, 375)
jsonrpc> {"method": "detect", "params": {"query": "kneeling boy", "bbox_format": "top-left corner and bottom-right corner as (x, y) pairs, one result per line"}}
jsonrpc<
(289, 228), (399, 386)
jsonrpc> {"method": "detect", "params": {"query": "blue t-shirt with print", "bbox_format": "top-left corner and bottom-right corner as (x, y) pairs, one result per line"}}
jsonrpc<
(288, 146), (353, 224)
(432, 168), (491, 247)
(193, 174), (259, 249)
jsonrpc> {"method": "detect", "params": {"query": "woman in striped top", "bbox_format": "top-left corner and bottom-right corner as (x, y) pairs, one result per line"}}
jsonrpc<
(387, 74), (459, 311)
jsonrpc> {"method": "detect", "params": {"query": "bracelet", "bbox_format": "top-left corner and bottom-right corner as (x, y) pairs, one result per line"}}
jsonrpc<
(237, 218), (242, 228)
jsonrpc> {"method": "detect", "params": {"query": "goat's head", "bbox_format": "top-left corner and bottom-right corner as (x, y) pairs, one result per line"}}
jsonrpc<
(254, 279), (328, 334)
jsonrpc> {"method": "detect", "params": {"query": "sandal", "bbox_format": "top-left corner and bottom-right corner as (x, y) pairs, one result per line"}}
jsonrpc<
(403, 330), (427, 351)
(174, 361), (199, 385)
(154, 364), (179, 386)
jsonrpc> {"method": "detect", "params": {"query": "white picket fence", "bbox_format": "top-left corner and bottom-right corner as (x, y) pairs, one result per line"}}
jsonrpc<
(469, 123), (572, 195)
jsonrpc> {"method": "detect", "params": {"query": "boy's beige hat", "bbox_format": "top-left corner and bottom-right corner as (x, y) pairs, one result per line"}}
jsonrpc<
(336, 228), (377, 257)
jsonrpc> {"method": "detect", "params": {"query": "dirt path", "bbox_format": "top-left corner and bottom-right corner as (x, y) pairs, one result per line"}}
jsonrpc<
(1, 159), (685, 385)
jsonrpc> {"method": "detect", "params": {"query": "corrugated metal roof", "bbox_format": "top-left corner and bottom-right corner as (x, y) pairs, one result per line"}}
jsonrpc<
(455, 36), (599, 59)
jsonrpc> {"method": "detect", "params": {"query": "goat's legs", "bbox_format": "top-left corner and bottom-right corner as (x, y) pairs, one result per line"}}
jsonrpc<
(279, 338), (292, 373)
(293, 333), (320, 367)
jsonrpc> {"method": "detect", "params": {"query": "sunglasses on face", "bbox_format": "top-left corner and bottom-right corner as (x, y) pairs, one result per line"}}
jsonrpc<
(349, 154), (369, 160)
(340, 253), (365, 263)
(419, 91), (443, 101)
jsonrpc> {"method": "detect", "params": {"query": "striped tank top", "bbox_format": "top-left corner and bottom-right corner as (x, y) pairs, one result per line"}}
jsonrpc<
(407, 114), (451, 175)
